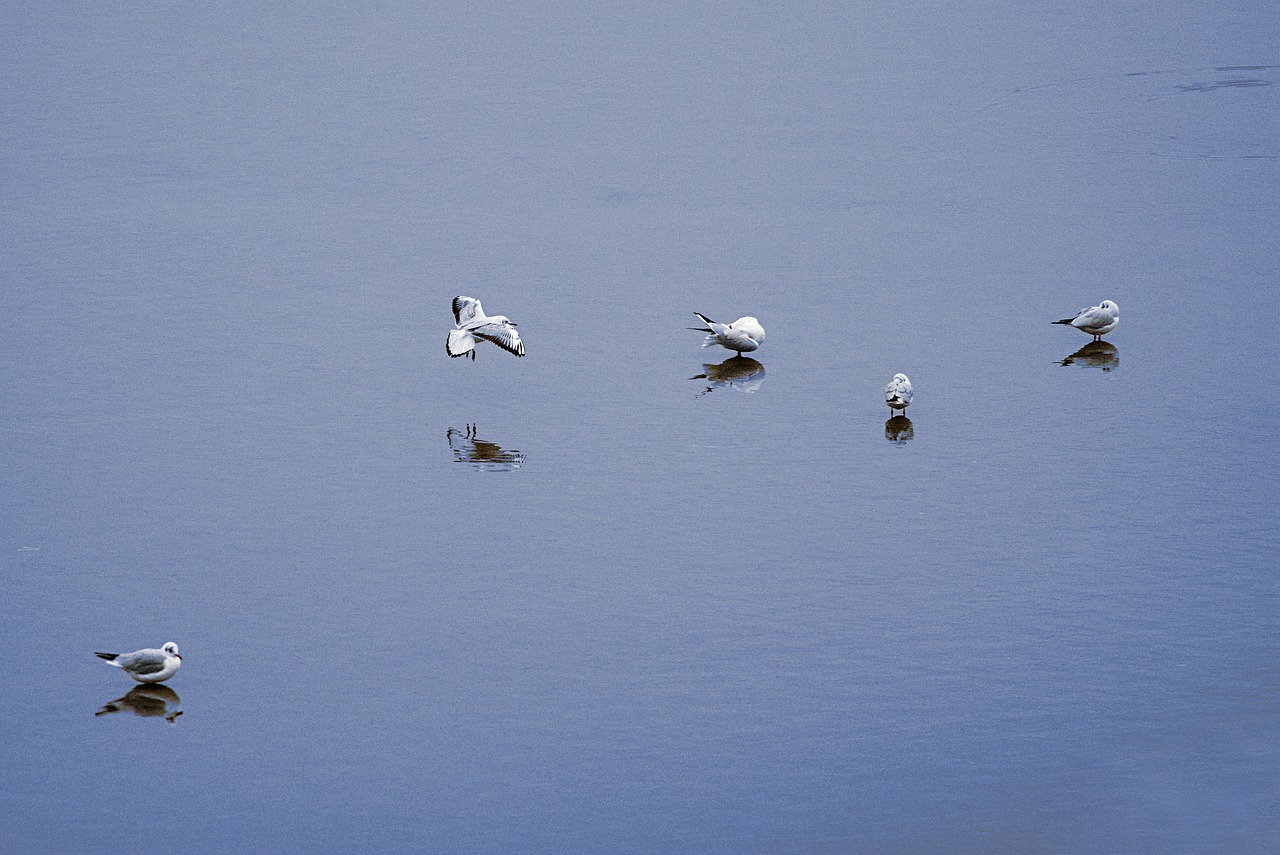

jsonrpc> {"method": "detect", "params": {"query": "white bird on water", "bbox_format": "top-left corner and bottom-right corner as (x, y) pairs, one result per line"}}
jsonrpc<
(885, 373), (913, 413)
(95, 642), (183, 683)
(689, 312), (766, 355)
(447, 296), (525, 360)
(1052, 300), (1119, 341)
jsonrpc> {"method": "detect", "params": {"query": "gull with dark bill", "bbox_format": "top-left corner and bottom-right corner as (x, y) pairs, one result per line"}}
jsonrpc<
(447, 296), (524, 360)
(95, 642), (183, 683)
(689, 312), (766, 356)
(885, 373), (913, 413)
(1052, 300), (1119, 341)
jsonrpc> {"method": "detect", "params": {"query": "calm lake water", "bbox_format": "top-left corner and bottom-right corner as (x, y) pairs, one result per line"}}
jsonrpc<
(2, 3), (1278, 852)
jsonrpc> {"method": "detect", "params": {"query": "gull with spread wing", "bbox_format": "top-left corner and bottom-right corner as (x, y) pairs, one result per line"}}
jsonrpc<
(447, 296), (525, 360)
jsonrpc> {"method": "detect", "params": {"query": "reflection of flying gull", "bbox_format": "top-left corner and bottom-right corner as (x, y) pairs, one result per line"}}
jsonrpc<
(96, 684), (183, 723)
(884, 373), (913, 413)
(448, 425), (524, 471)
(1053, 300), (1119, 340)
(95, 642), (182, 683)
(447, 296), (525, 360)
(689, 312), (765, 355)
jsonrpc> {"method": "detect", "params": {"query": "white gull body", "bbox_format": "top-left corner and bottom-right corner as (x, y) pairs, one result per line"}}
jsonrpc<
(690, 312), (766, 355)
(447, 296), (525, 359)
(95, 642), (183, 683)
(884, 373), (913, 412)
(1053, 300), (1119, 340)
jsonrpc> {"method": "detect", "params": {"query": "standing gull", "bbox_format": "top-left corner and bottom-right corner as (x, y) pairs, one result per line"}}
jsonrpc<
(689, 312), (766, 356)
(447, 296), (525, 360)
(95, 642), (183, 683)
(1052, 300), (1119, 341)
(885, 373), (913, 413)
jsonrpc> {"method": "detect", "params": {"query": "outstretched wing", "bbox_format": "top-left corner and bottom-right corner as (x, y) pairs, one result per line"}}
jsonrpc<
(472, 322), (525, 357)
(691, 312), (717, 332)
(452, 296), (482, 325)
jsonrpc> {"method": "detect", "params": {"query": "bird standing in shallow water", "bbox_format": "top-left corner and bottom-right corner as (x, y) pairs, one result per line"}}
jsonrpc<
(447, 296), (524, 360)
(689, 312), (766, 356)
(1053, 300), (1119, 341)
(885, 373), (913, 413)
(95, 642), (182, 683)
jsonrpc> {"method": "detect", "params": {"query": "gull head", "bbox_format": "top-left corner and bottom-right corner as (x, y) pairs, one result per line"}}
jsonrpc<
(162, 642), (182, 660)
(732, 317), (766, 342)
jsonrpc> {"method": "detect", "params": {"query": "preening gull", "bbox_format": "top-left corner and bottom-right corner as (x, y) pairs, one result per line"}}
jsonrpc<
(1053, 300), (1119, 340)
(95, 642), (182, 683)
(689, 312), (766, 355)
(447, 296), (525, 360)
(885, 373), (913, 412)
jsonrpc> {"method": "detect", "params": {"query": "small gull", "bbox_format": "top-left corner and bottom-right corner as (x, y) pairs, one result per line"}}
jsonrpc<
(447, 296), (525, 360)
(95, 642), (182, 683)
(1052, 300), (1119, 340)
(689, 312), (766, 355)
(885, 373), (913, 413)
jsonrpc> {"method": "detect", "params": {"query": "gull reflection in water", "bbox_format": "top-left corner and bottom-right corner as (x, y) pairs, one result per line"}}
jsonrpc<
(1059, 340), (1119, 371)
(95, 685), (183, 724)
(885, 415), (914, 444)
(690, 356), (766, 396)
(447, 424), (524, 472)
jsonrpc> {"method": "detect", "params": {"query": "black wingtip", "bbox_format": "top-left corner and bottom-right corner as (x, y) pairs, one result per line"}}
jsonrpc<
(95, 652), (117, 661)
(1052, 318), (1073, 325)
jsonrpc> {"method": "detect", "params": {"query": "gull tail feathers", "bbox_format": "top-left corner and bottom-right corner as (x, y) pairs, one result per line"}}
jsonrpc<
(447, 329), (476, 359)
